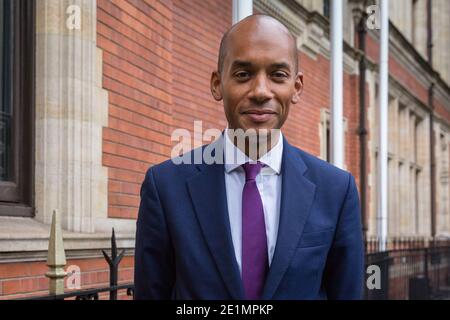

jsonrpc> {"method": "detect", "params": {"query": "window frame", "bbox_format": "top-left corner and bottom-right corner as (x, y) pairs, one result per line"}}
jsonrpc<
(320, 108), (347, 168)
(0, 0), (35, 217)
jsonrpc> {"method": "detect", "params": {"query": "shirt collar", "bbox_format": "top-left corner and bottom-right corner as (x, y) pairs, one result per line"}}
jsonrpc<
(223, 128), (283, 175)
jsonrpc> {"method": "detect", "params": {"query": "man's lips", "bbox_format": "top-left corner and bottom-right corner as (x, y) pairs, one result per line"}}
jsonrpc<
(241, 110), (277, 123)
(241, 109), (277, 115)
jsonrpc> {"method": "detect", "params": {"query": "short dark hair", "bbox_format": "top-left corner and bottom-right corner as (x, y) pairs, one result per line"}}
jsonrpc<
(217, 14), (299, 74)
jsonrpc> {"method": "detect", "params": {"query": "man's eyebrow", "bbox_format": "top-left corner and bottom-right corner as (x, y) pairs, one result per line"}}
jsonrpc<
(270, 62), (292, 70)
(230, 60), (253, 69)
(230, 60), (293, 71)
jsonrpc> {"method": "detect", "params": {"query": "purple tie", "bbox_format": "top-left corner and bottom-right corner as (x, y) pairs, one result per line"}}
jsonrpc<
(241, 162), (268, 300)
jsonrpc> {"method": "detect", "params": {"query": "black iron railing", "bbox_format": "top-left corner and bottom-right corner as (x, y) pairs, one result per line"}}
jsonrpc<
(365, 246), (450, 300)
(25, 228), (135, 300)
(27, 284), (134, 300)
(19, 229), (450, 300)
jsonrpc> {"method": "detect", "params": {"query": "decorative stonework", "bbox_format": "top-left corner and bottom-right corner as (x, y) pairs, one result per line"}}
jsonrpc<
(255, 0), (358, 74)
(46, 210), (67, 295)
(319, 108), (348, 169)
(432, 0), (450, 86)
(368, 24), (450, 118)
(435, 125), (450, 236)
(34, 0), (108, 233)
(366, 69), (434, 237)
(0, 215), (135, 263)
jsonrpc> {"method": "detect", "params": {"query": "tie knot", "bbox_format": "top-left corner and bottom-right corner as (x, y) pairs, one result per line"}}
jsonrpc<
(242, 162), (262, 181)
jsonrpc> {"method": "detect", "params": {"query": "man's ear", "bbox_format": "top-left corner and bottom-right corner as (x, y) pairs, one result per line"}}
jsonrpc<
(291, 72), (303, 104)
(210, 71), (223, 101)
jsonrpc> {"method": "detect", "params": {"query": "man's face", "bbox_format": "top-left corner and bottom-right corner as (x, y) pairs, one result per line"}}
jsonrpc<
(211, 19), (303, 134)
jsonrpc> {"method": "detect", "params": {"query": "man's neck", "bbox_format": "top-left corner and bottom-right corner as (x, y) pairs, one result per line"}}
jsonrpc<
(226, 128), (281, 160)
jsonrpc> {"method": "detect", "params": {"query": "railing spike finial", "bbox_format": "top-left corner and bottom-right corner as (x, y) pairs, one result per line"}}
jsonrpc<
(102, 228), (125, 300)
(46, 209), (67, 295)
(111, 227), (117, 258)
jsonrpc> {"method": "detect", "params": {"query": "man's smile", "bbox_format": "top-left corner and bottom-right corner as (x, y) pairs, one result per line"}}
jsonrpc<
(241, 109), (277, 123)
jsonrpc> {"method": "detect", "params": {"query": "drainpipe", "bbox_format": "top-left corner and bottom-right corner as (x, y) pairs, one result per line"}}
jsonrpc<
(232, 0), (253, 24)
(377, 0), (389, 252)
(330, 0), (345, 169)
(427, 0), (436, 241)
(357, 11), (368, 248)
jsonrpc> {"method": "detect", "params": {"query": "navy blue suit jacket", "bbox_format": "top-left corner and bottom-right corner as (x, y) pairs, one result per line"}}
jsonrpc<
(134, 136), (364, 299)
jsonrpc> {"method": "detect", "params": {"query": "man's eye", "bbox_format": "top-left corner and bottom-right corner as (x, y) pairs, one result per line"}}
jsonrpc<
(234, 71), (250, 79)
(272, 71), (288, 79)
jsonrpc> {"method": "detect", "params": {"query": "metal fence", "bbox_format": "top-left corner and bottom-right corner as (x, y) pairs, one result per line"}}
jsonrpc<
(27, 284), (134, 300)
(17, 229), (450, 300)
(24, 229), (135, 300)
(365, 246), (450, 300)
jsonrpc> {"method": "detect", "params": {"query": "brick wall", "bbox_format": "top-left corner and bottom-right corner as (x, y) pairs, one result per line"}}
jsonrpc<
(98, 0), (231, 220)
(98, 0), (175, 220)
(0, 256), (134, 300)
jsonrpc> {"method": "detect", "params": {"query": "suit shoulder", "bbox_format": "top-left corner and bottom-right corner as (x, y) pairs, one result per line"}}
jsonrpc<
(143, 145), (205, 181)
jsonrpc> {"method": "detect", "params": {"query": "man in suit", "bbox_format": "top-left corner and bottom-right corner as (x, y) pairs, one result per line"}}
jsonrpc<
(134, 14), (364, 300)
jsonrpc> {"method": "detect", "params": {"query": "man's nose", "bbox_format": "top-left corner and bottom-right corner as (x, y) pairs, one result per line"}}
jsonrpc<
(249, 74), (273, 103)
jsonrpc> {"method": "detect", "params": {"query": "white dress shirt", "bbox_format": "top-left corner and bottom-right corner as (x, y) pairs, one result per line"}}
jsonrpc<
(223, 129), (283, 275)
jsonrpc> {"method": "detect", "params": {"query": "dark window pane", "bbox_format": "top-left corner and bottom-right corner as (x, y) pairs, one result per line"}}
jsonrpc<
(0, 0), (34, 215)
(0, 0), (2, 104)
(0, 0), (13, 182)
(326, 125), (330, 163)
(323, 0), (330, 19)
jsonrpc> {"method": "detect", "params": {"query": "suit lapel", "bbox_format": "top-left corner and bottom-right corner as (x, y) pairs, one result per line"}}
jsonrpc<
(261, 139), (317, 299)
(186, 138), (245, 300)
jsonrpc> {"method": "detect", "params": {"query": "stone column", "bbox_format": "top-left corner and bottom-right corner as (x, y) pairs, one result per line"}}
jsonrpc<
(433, 0), (450, 85)
(415, 113), (430, 236)
(412, 0), (427, 59)
(399, 107), (411, 235)
(35, 0), (108, 233)
(436, 127), (450, 235)
(388, 98), (399, 237)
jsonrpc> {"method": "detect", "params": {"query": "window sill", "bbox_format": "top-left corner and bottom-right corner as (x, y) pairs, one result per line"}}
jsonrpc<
(0, 203), (34, 217)
(0, 216), (135, 263)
